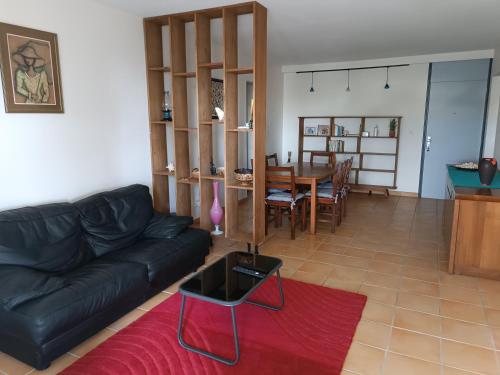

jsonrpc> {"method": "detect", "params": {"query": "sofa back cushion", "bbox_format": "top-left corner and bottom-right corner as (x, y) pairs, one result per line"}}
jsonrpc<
(75, 185), (153, 257)
(0, 203), (84, 273)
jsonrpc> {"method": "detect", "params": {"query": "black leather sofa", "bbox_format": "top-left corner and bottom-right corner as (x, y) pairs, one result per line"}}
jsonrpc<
(0, 185), (210, 370)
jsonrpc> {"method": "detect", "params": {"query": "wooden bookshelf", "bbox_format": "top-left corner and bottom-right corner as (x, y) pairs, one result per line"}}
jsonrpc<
(298, 116), (402, 195)
(143, 2), (267, 247)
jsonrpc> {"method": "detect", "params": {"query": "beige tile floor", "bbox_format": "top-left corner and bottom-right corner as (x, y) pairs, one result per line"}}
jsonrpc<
(3, 194), (500, 374)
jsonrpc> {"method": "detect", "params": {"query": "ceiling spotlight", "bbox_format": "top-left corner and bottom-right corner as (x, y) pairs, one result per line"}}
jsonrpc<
(384, 67), (390, 90)
(310, 72), (315, 93)
(346, 69), (351, 92)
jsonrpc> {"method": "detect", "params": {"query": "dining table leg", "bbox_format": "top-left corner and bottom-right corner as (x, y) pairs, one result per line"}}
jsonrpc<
(310, 179), (317, 234)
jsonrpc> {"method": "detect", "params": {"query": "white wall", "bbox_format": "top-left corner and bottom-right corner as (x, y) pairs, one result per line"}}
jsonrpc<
(0, 0), (150, 210)
(281, 62), (429, 193)
(485, 76), (500, 157)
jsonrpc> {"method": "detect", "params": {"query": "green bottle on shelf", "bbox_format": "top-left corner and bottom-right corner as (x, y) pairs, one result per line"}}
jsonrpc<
(162, 91), (172, 121)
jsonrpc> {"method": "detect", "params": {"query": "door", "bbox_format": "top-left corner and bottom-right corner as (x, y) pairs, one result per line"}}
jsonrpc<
(420, 59), (490, 199)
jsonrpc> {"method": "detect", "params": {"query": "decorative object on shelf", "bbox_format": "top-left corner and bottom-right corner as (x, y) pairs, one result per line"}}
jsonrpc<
(317, 125), (330, 136)
(329, 140), (345, 152)
(305, 126), (317, 135)
(247, 98), (254, 129)
(389, 118), (397, 137)
(211, 78), (223, 119)
(234, 168), (253, 185)
(478, 158), (497, 185)
(373, 125), (379, 137)
(166, 162), (175, 173)
(309, 72), (315, 93)
(453, 162), (478, 171)
(216, 167), (225, 177)
(362, 131), (370, 137)
(384, 67), (390, 90)
(210, 160), (217, 176)
(162, 91), (172, 121)
(333, 124), (344, 136)
(210, 181), (224, 236)
(191, 168), (200, 178)
(0, 22), (64, 113)
(215, 107), (224, 121)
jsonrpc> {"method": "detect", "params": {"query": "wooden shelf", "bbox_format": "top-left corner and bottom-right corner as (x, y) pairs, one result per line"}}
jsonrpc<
(304, 135), (359, 138)
(362, 152), (397, 156)
(361, 136), (398, 139)
(173, 71), (196, 78)
(198, 62), (223, 69)
(359, 168), (396, 173)
(227, 127), (253, 132)
(178, 177), (200, 185)
(226, 67), (253, 74)
(148, 66), (170, 72)
(153, 170), (175, 176)
(227, 181), (254, 191)
(175, 128), (198, 132)
(151, 120), (172, 125)
(200, 120), (224, 125)
(201, 175), (224, 181)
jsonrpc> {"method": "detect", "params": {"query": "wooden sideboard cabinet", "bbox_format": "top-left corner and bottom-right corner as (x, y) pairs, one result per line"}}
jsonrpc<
(445, 166), (500, 280)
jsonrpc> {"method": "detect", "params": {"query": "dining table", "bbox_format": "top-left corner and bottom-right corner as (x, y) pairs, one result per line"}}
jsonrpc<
(282, 162), (336, 234)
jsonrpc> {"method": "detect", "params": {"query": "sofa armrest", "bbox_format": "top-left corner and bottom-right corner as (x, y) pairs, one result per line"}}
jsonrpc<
(142, 213), (193, 240)
(0, 266), (66, 311)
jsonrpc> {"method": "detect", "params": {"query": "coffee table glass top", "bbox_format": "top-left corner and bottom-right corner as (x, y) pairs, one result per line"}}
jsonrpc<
(179, 251), (282, 305)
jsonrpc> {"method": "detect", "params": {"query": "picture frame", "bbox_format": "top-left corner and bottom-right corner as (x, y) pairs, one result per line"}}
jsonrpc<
(0, 22), (63, 113)
(211, 78), (223, 119)
(317, 125), (330, 136)
(305, 126), (317, 135)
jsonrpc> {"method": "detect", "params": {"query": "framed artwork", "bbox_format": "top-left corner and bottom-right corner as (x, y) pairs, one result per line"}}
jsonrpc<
(0, 22), (63, 113)
(317, 125), (330, 136)
(211, 78), (223, 119)
(305, 126), (317, 135)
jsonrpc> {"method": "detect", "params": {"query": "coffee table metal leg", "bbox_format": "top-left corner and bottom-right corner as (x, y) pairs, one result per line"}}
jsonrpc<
(245, 269), (285, 311)
(177, 295), (240, 365)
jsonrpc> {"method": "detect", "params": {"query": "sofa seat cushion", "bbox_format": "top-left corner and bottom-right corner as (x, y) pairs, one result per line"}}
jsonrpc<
(0, 266), (66, 311)
(104, 228), (210, 289)
(3, 259), (148, 346)
(75, 185), (154, 257)
(0, 203), (85, 273)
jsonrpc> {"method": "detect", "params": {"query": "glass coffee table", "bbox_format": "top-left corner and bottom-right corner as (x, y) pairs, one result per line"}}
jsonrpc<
(177, 251), (284, 365)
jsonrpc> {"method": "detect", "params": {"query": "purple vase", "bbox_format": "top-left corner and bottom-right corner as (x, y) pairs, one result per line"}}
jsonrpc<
(210, 181), (224, 235)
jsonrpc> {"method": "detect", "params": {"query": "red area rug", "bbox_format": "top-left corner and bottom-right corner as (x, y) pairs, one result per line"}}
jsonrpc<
(63, 277), (366, 375)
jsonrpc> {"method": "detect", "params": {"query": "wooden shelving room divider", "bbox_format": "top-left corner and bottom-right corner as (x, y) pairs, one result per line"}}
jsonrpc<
(144, 2), (267, 248)
(298, 116), (402, 196)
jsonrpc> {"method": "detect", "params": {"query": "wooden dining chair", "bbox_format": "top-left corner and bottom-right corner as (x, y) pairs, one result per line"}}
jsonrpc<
(341, 157), (353, 219)
(265, 153), (279, 166)
(310, 151), (336, 166)
(305, 164), (344, 233)
(265, 166), (307, 240)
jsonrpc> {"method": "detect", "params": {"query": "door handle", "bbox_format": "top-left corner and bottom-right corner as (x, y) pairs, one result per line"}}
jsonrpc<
(426, 136), (432, 152)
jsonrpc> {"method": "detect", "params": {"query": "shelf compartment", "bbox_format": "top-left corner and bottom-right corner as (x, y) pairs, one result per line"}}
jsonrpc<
(198, 62), (223, 69)
(226, 67), (253, 74)
(201, 175), (224, 181)
(148, 66), (171, 72)
(178, 177), (200, 184)
(173, 71), (196, 78)
(174, 128), (198, 132)
(361, 136), (398, 139)
(362, 152), (397, 156)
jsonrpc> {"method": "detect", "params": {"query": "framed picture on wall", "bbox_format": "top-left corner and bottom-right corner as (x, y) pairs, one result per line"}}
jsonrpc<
(305, 126), (317, 135)
(211, 78), (223, 119)
(317, 125), (330, 136)
(0, 22), (64, 113)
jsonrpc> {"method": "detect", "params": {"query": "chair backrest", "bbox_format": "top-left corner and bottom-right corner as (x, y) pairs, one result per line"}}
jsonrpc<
(265, 153), (279, 166)
(265, 166), (297, 197)
(343, 157), (353, 185)
(310, 151), (336, 166)
(323, 164), (344, 197)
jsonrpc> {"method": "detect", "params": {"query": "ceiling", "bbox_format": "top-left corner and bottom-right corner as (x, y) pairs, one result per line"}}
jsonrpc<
(96, 0), (500, 65)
